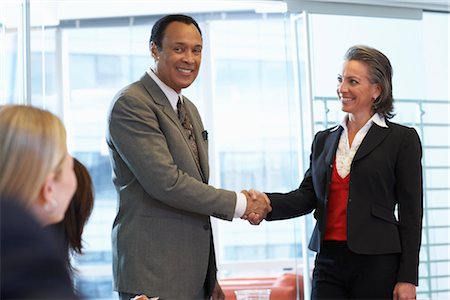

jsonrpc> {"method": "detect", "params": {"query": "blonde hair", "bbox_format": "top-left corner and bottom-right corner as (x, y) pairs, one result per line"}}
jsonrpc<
(0, 105), (67, 207)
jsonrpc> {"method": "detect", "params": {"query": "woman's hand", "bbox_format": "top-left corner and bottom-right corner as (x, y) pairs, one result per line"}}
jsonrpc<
(393, 282), (416, 300)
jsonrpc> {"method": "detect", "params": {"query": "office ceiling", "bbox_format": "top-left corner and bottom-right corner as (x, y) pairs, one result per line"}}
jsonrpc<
(313, 0), (448, 5)
(293, 0), (449, 11)
(1, 0), (448, 29)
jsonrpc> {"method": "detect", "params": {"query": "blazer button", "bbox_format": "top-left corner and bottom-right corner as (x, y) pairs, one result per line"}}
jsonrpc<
(203, 224), (210, 230)
(348, 198), (352, 203)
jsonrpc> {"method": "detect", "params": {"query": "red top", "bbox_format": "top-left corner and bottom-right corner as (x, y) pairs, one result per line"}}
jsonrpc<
(324, 161), (350, 241)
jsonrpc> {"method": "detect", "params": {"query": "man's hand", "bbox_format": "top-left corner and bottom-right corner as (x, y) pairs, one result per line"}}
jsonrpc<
(130, 295), (150, 300)
(212, 280), (225, 300)
(241, 189), (271, 225)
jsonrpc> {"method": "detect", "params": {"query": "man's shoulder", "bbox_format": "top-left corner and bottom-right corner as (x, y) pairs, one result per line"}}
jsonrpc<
(110, 74), (160, 107)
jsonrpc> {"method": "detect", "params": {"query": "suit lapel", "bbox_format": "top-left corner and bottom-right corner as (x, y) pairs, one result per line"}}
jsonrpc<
(325, 126), (343, 166)
(182, 98), (208, 182)
(140, 73), (179, 123)
(140, 74), (207, 181)
(140, 73), (190, 145)
(353, 123), (391, 162)
(318, 126), (342, 214)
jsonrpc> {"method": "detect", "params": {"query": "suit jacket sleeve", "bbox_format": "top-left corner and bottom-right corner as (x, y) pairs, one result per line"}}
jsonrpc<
(107, 83), (236, 220)
(395, 127), (423, 285)
(265, 166), (317, 220)
(265, 132), (320, 220)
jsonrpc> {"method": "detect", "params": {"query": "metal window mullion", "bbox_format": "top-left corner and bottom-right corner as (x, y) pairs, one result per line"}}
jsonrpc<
(21, 0), (31, 104)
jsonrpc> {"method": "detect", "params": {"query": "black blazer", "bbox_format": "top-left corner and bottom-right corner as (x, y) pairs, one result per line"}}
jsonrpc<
(266, 120), (423, 285)
(0, 198), (78, 299)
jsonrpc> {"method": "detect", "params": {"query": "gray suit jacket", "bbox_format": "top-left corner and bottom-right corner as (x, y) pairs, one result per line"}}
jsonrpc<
(106, 73), (237, 299)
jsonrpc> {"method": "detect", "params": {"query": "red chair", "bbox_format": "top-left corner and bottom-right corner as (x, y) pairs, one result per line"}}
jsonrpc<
(220, 273), (304, 300)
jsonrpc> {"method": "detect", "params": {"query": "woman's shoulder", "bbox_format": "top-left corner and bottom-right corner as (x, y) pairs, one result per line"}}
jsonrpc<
(385, 120), (422, 146)
(315, 124), (342, 138)
(386, 120), (418, 134)
(310, 125), (342, 149)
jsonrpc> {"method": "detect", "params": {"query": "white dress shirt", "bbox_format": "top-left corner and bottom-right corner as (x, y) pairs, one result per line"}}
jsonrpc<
(335, 113), (388, 178)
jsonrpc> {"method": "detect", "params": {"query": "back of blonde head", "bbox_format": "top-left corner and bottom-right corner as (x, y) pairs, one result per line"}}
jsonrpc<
(0, 105), (67, 207)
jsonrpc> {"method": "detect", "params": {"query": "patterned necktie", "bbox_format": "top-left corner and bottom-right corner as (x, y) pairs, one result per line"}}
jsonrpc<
(177, 98), (200, 166)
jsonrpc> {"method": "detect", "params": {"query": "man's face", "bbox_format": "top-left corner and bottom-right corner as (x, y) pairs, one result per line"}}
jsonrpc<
(152, 21), (202, 93)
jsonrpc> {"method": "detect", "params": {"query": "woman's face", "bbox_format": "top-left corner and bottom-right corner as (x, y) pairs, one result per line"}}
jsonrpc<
(336, 60), (381, 117)
(48, 153), (77, 224)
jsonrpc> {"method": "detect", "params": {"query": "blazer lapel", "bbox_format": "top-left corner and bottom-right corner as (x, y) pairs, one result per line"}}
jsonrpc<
(353, 123), (391, 162)
(183, 98), (208, 183)
(319, 126), (342, 211)
(323, 126), (343, 166)
(140, 73), (179, 125)
(140, 73), (207, 182)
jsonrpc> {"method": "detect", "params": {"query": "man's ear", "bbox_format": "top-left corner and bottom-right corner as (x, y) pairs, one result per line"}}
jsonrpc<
(150, 42), (159, 59)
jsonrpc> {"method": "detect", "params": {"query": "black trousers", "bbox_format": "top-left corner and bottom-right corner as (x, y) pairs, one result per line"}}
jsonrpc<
(311, 241), (400, 300)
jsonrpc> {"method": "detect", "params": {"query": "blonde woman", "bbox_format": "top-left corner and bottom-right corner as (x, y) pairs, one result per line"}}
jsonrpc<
(0, 105), (77, 225)
(0, 105), (78, 299)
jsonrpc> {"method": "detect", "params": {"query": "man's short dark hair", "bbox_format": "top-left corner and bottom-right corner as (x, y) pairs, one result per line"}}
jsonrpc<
(150, 14), (202, 50)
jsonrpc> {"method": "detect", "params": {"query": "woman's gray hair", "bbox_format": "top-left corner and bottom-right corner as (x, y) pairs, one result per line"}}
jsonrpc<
(344, 45), (395, 119)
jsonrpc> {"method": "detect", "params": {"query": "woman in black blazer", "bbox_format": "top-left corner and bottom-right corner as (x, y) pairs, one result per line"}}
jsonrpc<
(247, 45), (423, 300)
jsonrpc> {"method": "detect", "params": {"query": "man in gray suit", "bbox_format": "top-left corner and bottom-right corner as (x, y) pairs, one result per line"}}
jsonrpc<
(106, 14), (271, 300)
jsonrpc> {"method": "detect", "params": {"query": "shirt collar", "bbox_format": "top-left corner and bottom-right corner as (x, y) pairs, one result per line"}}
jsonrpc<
(371, 113), (388, 128)
(336, 113), (388, 132)
(147, 68), (182, 111)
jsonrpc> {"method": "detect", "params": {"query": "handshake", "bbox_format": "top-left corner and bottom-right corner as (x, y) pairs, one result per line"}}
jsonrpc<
(241, 189), (272, 225)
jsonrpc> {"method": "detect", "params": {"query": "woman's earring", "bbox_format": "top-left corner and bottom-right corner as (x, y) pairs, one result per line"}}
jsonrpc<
(373, 96), (381, 103)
